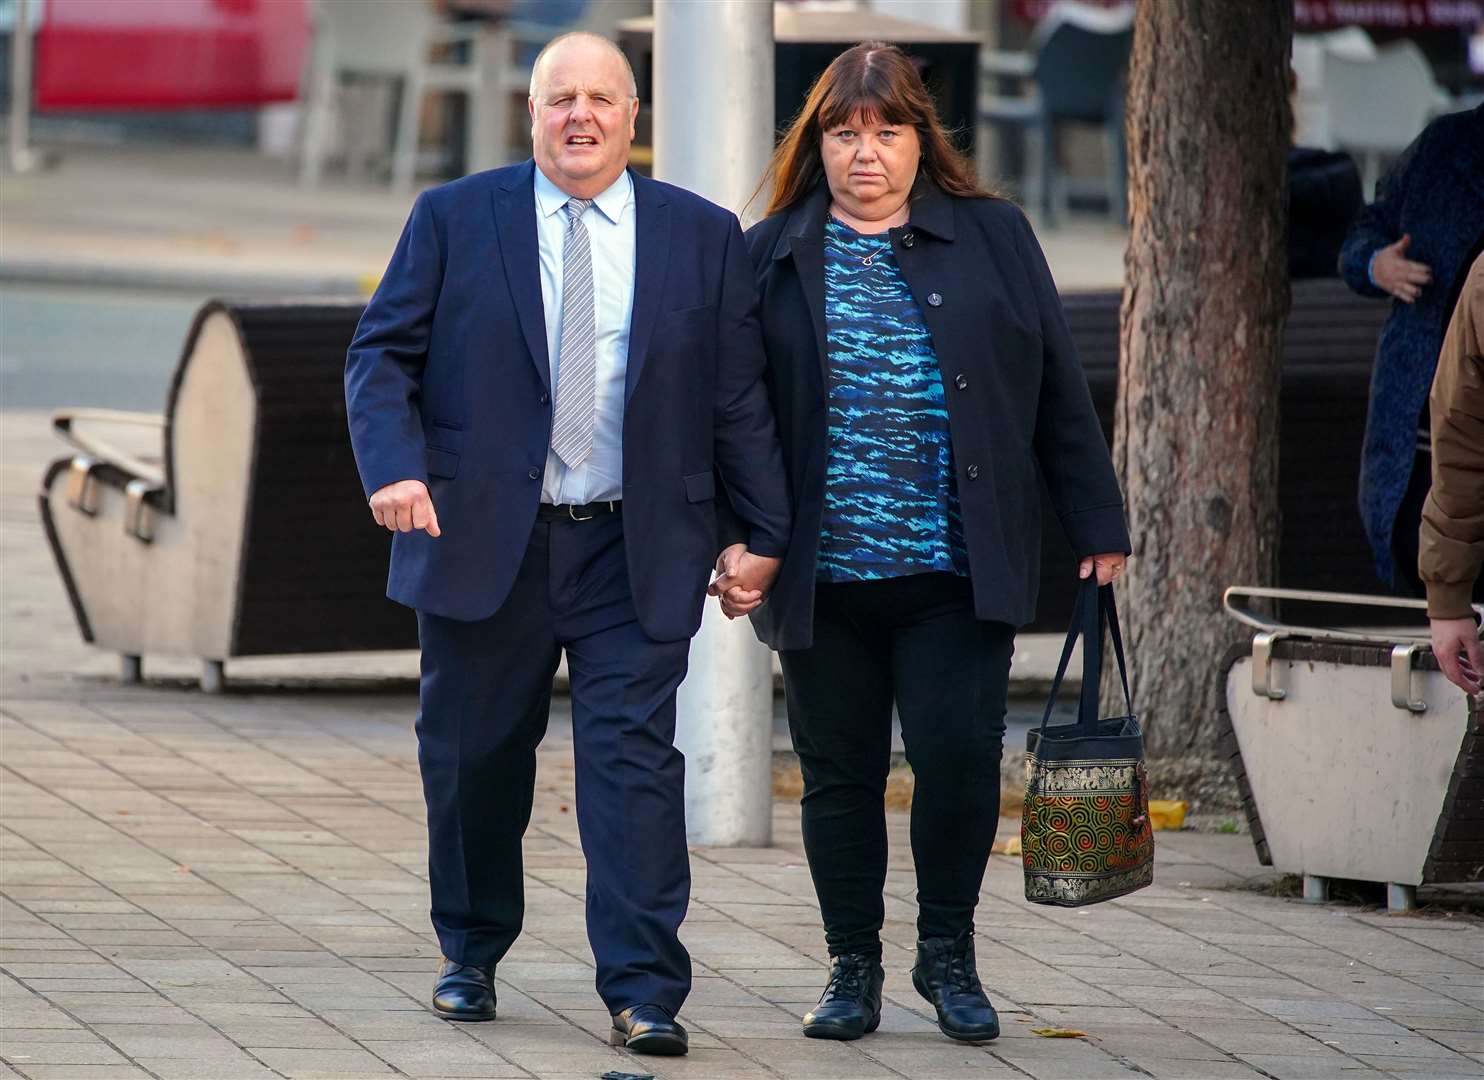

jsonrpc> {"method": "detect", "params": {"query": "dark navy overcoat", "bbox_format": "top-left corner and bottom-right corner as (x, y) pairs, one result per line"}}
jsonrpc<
(731, 180), (1130, 651)
(1340, 105), (1484, 587)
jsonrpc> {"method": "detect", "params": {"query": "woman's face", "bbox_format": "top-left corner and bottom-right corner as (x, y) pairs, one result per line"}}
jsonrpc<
(820, 109), (921, 217)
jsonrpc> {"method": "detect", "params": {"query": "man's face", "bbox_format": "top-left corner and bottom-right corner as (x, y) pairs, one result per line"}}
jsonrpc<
(528, 38), (638, 198)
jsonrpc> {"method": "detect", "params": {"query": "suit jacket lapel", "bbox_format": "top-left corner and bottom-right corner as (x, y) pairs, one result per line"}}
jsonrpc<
(625, 169), (670, 403)
(491, 161), (551, 393)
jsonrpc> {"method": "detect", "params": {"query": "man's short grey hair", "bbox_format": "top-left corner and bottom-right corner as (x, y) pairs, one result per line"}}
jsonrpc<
(528, 31), (639, 100)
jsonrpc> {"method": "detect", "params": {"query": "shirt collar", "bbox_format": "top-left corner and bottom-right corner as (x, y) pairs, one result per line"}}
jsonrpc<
(533, 164), (633, 225)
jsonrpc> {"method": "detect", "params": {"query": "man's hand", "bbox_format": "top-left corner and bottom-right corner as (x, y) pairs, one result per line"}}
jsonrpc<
(1079, 552), (1127, 586)
(369, 479), (441, 537)
(708, 543), (782, 619)
(1430, 616), (1482, 695)
(1372, 234), (1433, 304)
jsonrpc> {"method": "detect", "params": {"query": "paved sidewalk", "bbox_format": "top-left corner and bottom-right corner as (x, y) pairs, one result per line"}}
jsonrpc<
(0, 144), (1130, 295)
(4, 412), (1483, 1080)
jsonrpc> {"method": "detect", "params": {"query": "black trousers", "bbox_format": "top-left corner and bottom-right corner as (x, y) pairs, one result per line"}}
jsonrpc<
(415, 513), (693, 1015)
(778, 572), (1014, 957)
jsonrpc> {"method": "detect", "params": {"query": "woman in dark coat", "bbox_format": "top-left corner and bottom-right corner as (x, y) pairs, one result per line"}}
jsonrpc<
(713, 43), (1130, 1045)
(1339, 105), (1484, 593)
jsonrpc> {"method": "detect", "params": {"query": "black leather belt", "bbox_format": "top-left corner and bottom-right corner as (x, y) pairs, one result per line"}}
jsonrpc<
(536, 499), (622, 522)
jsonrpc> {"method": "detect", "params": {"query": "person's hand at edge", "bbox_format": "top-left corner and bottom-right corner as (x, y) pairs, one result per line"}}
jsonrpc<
(1430, 616), (1482, 695)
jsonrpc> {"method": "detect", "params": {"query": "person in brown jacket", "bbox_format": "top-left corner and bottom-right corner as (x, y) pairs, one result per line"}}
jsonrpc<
(1421, 250), (1484, 695)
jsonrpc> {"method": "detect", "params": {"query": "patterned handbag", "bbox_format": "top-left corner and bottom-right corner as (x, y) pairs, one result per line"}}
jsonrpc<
(1022, 578), (1153, 906)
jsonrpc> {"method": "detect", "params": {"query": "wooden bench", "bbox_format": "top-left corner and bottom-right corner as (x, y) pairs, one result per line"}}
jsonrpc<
(39, 282), (1393, 684)
(1029, 279), (1389, 631)
(39, 300), (415, 691)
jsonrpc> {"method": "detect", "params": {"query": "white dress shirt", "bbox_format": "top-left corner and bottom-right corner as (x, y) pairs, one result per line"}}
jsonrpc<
(533, 165), (635, 505)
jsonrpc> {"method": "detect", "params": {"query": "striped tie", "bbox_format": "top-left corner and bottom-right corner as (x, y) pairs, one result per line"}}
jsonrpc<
(551, 197), (596, 469)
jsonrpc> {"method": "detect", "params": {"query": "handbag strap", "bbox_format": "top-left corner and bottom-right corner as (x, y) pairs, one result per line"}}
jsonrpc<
(1037, 580), (1086, 733)
(1038, 576), (1135, 737)
(1104, 582), (1134, 720)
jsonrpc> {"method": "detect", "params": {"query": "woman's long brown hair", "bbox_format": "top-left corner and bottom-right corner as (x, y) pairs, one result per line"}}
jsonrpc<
(755, 41), (992, 218)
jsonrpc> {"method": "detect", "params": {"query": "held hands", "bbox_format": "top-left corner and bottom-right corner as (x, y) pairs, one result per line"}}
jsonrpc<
(1079, 552), (1127, 586)
(1430, 617), (1482, 696)
(708, 542), (782, 619)
(369, 479), (441, 537)
(1372, 234), (1433, 304)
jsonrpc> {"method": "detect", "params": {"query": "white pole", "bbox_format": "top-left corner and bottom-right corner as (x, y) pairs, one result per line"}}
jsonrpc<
(653, 0), (776, 846)
(8, 0), (39, 174)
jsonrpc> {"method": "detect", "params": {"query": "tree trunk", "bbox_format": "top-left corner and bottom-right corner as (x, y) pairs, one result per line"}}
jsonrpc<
(1111, 0), (1292, 759)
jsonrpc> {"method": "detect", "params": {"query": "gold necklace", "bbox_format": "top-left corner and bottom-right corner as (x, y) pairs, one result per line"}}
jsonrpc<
(829, 222), (893, 266)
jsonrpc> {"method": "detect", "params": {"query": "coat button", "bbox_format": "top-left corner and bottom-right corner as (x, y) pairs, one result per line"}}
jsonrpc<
(539, 392), (550, 405)
(528, 467), (540, 480)
(954, 373), (969, 390)
(966, 464), (980, 480)
(902, 232), (915, 248)
(927, 292), (943, 307)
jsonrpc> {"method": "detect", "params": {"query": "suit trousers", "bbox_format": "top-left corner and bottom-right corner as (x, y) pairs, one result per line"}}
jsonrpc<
(415, 512), (693, 1015)
(778, 572), (1014, 957)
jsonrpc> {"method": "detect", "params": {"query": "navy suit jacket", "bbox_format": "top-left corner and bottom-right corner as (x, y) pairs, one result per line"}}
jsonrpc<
(345, 161), (792, 641)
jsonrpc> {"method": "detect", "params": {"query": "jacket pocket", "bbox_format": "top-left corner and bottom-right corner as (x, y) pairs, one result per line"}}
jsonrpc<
(426, 447), (460, 479)
(426, 421), (464, 454)
(683, 470), (715, 503)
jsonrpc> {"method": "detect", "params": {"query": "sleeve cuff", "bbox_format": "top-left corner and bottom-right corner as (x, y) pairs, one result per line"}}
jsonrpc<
(1060, 503), (1132, 559)
(361, 461), (428, 501)
(1426, 581), (1479, 621)
(746, 534), (788, 560)
(1366, 249), (1382, 288)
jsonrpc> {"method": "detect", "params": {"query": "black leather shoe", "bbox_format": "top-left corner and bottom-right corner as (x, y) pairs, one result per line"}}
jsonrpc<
(609, 1003), (688, 1055)
(802, 952), (884, 1040)
(912, 930), (999, 1043)
(431, 958), (496, 1021)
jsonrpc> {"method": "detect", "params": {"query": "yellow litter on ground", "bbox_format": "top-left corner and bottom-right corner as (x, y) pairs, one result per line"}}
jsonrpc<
(1148, 800), (1189, 830)
(1031, 1028), (1088, 1038)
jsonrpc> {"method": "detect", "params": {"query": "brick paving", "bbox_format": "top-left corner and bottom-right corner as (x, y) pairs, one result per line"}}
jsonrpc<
(3, 408), (1482, 1080)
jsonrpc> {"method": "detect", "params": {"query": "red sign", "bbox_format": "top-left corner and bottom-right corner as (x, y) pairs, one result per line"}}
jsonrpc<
(36, 0), (310, 111)
(1295, 0), (1483, 26)
(1011, 0), (1482, 28)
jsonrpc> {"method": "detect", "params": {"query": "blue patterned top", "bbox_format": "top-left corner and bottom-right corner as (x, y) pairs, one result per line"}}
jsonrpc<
(817, 215), (968, 582)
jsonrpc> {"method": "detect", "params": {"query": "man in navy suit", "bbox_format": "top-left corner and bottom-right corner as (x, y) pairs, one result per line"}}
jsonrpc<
(345, 32), (790, 1056)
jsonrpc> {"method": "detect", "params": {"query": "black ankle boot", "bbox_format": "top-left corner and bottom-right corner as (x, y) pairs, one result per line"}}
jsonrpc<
(802, 952), (884, 1040)
(912, 930), (999, 1042)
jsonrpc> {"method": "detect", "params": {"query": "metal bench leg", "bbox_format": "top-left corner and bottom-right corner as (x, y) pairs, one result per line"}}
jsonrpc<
(1302, 874), (1329, 903)
(120, 654), (141, 684)
(1387, 884), (1417, 913)
(201, 660), (225, 694)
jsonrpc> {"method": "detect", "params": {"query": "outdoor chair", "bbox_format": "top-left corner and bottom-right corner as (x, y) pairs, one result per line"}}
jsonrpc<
(298, 0), (528, 191)
(39, 300), (414, 692)
(1290, 27), (1376, 148)
(1322, 40), (1451, 196)
(981, 0), (1133, 227)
